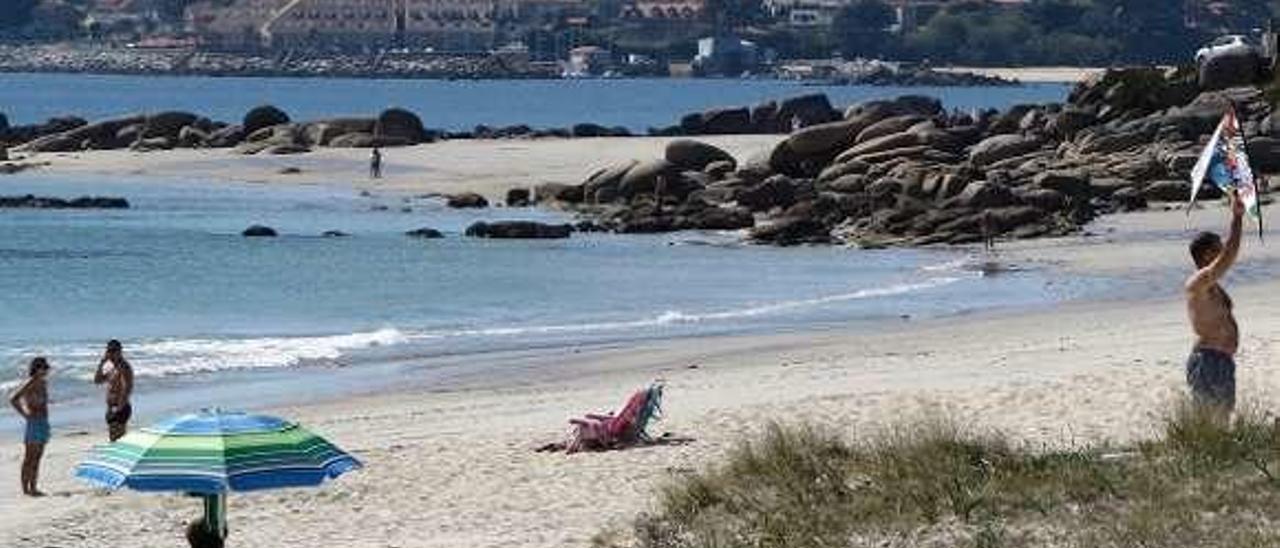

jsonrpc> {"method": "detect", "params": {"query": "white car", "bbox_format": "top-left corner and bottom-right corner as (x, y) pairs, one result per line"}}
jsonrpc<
(1196, 35), (1256, 64)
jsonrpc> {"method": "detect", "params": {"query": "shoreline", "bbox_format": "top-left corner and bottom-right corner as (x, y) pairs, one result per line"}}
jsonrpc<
(5, 197), (1278, 547)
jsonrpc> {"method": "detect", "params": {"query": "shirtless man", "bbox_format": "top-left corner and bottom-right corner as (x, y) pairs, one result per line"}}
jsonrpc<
(9, 357), (50, 496)
(1185, 190), (1245, 417)
(94, 340), (134, 442)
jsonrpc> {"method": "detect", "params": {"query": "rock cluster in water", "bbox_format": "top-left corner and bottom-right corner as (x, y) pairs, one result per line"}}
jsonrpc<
(0, 194), (129, 209)
(532, 68), (1271, 246)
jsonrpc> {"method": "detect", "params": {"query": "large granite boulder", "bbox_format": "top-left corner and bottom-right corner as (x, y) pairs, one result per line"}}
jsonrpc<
(665, 139), (735, 171)
(619, 159), (677, 199)
(328, 133), (411, 148)
(142, 111), (201, 140)
(534, 182), (584, 204)
(855, 115), (927, 145)
(207, 125), (245, 148)
(748, 217), (831, 245)
(244, 105), (290, 136)
(17, 114), (146, 152)
(583, 160), (638, 203)
(304, 118), (376, 146)
(375, 108), (427, 143)
(1199, 49), (1265, 91)
(465, 221), (572, 239)
(177, 126), (210, 148)
(1247, 136), (1280, 172)
(751, 101), (781, 133)
(777, 94), (838, 129)
(736, 174), (803, 211)
(700, 107), (753, 134)
(506, 188), (531, 207)
(446, 192), (489, 208)
(956, 181), (1016, 208)
(787, 119), (859, 156)
(969, 134), (1044, 167)
(1032, 170), (1091, 198)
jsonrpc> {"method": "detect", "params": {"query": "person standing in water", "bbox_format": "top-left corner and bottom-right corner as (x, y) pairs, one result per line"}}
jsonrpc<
(94, 340), (134, 442)
(370, 147), (383, 179)
(9, 357), (51, 496)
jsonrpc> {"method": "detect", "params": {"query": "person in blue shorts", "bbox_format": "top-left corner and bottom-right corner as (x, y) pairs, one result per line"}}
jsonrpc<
(9, 357), (50, 496)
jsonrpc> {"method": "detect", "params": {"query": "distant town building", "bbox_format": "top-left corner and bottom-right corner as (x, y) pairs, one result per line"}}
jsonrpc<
(188, 0), (537, 52)
(620, 0), (705, 20)
(564, 45), (612, 76)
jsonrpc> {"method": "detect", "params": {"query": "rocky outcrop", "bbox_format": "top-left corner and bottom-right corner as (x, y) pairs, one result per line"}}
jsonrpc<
(0, 195), (129, 209)
(540, 67), (1274, 247)
(506, 188), (532, 207)
(244, 105), (290, 135)
(464, 221), (572, 239)
(375, 108), (427, 144)
(241, 225), (278, 237)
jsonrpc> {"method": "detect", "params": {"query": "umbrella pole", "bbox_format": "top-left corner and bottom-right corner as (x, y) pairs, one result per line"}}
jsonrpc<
(203, 493), (227, 540)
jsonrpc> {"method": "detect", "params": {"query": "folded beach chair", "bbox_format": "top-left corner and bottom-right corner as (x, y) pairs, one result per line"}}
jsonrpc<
(565, 383), (664, 453)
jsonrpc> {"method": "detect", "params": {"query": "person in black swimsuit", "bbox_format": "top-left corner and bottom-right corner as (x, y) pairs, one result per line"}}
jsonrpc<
(94, 340), (134, 442)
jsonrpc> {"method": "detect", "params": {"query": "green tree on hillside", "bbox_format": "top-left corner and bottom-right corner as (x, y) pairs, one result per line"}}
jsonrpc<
(833, 0), (895, 58)
(0, 0), (40, 30)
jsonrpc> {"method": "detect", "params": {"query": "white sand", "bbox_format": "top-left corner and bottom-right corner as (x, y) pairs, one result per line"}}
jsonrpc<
(3, 142), (1279, 547)
(935, 66), (1107, 83)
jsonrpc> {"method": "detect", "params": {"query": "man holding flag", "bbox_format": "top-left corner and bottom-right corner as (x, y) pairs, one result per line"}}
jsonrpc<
(1184, 103), (1261, 418)
(1184, 190), (1244, 418)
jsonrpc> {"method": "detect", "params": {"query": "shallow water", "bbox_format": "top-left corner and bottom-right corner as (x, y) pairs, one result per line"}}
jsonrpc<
(0, 171), (1121, 425)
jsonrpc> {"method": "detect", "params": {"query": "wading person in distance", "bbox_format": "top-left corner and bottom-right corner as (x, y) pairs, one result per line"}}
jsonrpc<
(95, 340), (134, 442)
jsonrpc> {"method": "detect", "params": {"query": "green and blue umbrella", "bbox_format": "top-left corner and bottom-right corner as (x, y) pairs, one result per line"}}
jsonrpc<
(75, 408), (361, 494)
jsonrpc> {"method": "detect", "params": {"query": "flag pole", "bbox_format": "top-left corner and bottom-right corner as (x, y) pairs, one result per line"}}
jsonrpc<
(1231, 101), (1265, 242)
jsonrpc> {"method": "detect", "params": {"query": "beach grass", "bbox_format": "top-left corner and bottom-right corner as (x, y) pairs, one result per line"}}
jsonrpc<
(601, 401), (1280, 548)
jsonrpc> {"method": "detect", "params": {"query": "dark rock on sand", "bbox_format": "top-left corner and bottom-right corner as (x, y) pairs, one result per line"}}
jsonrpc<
(446, 192), (489, 208)
(534, 183), (585, 204)
(506, 188), (532, 207)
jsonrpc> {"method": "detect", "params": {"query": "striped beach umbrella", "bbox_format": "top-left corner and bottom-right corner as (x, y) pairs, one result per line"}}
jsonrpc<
(75, 408), (361, 494)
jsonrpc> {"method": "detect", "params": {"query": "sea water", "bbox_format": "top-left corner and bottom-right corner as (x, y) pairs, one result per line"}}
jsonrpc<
(0, 171), (1115, 427)
(0, 73), (1070, 131)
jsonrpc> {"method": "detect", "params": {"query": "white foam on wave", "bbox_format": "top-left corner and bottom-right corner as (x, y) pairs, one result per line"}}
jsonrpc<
(2, 276), (962, 383)
(67, 327), (408, 380)
(410, 276), (963, 339)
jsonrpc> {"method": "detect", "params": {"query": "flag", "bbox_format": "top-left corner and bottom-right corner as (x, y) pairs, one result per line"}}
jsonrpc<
(1188, 106), (1263, 230)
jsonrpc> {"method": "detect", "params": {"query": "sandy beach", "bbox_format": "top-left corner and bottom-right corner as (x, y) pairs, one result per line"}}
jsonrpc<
(7, 135), (783, 201)
(936, 66), (1108, 83)
(3, 141), (1279, 547)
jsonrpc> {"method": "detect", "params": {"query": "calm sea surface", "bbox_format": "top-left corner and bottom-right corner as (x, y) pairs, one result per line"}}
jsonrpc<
(0, 73), (1071, 130)
(0, 74), (1106, 428)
